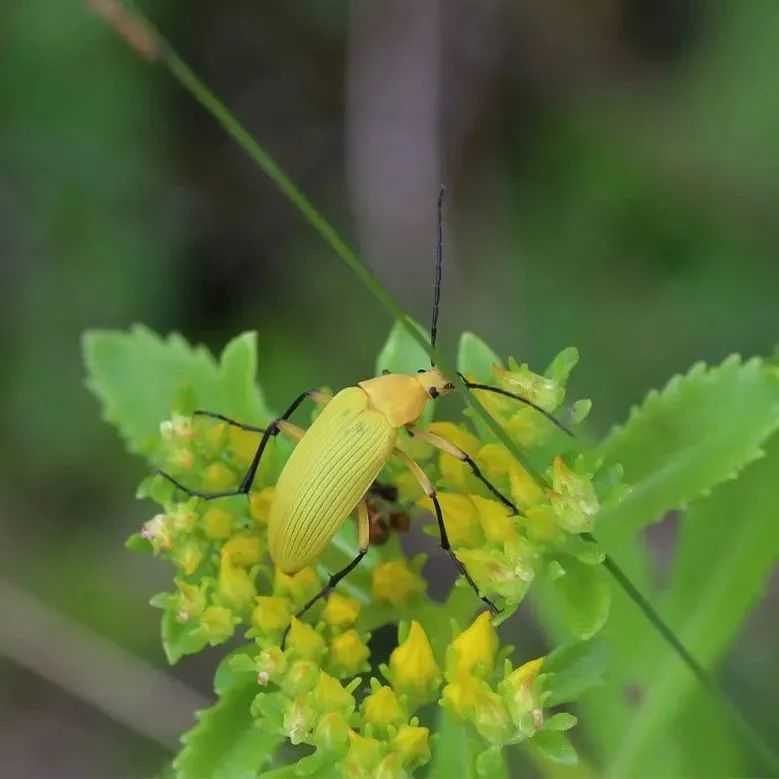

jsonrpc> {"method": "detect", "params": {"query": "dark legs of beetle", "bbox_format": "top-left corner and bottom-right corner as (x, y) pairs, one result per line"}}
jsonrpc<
(156, 389), (320, 501)
(192, 410), (265, 433)
(428, 489), (499, 614)
(280, 549), (367, 648)
(462, 454), (518, 514)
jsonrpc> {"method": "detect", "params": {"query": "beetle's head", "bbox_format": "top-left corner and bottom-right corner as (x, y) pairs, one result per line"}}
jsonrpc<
(415, 367), (455, 400)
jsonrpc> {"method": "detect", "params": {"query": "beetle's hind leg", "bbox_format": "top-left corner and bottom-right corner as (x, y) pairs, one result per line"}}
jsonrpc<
(395, 450), (499, 615)
(157, 388), (331, 501)
(281, 499), (370, 649)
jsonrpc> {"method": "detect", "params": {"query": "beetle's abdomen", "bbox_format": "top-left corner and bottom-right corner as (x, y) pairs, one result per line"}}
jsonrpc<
(268, 386), (396, 573)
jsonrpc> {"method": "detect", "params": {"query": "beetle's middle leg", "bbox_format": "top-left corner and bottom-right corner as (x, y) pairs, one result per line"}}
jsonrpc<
(157, 389), (331, 500)
(394, 450), (499, 614)
(407, 427), (520, 515)
(281, 498), (370, 648)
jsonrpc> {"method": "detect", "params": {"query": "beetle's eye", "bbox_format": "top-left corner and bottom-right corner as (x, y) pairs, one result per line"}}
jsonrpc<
(417, 369), (426, 373)
(429, 387), (439, 399)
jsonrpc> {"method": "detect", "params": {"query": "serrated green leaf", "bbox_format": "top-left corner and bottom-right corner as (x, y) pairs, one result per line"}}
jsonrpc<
(531, 731), (578, 766)
(160, 607), (209, 665)
(457, 332), (502, 382)
(174, 655), (280, 779)
(548, 557), (611, 641)
(544, 640), (608, 706)
(595, 356), (779, 537)
(604, 433), (779, 779)
(83, 326), (272, 459)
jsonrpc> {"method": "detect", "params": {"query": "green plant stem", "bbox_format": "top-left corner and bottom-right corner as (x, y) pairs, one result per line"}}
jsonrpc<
(93, 6), (779, 773)
(600, 551), (779, 777)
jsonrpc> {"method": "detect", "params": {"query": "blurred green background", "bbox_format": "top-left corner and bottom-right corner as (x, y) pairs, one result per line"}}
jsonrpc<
(1, 1), (777, 777)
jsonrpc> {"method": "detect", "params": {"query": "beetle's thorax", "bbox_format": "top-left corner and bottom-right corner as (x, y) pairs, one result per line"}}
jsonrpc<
(358, 368), (454, 427)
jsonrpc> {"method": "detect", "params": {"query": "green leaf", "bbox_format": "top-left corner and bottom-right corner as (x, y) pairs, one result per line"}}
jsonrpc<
(428, 709), (507, 779)
(548, 557), (611, 640)
(604, 433), (779, 778)
(544, 640), (609, 706)
(83, 326), (272, 458)
(531, 731), (578, 766)
(160, 606), (209, 665)
(594, 356), (779, 538)
(457, 332), (502, 382)
(174, 654), (281, 779)
(375, 318), (431, 376)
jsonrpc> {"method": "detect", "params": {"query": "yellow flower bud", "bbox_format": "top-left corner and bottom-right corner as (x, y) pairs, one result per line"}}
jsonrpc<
(141, 514), (174, 553)
(418, 493), (483, 548)
(218, 550), (256, 611)
(202, 506), (233, 539)
(495, 363), (562, 412)
(274, 567), (321, 609)
(322, 592), (361, 628)
(508, 461), (545, 508)
(174, 539), (204, 575)
(387, 621), (441, 709)
(222, 533), (263, 566)
(375, 752), (406, 779)
(255, 645), (287, 684)
(229, 426), (260, 466)
(446, 611), (498, 680)
(198, 606), (236, 644)
(392, 725), (431, 770)
(429, 422), (481, 490)
(283, 697), (316, 745)
(171, 505), (198, 532)
(203, 462), (236, 491)
(202, 419), (226, 453)
(252, 596), (291, 634)
(549, 456), (599, 533)
(457, 546), (533, 603)
(470, 495), (517, 544)
(314, 711), (351, 754)
(329, 629), (370, 678)
(361, 685), (405, 734)
(311, 671), (356, 716)
(372, 560), (426, 606)
(169, 447), (194, 471)
(172, 579), (207, 623)
(442, 675), (513, 745)
(286, 618), (327, 661)
(281, 659), (320, 697)
(498, 657), (544, 732)
(341, 730), (383, 779)
(249, 487), (275, 525)
(524, 504), (563, 544)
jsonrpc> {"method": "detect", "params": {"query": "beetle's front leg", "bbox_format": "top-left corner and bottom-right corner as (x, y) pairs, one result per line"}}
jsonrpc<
(406, 426), (520, 515)
(281, 499), (370, 648)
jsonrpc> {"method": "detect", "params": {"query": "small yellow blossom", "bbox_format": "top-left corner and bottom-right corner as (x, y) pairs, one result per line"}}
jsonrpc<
(387, 621), (441, 709)
(249, 487), (275, 525)
(442, 675), (513, 744)
(283, 697), (316, 745)
(171, 579), (207, 623)
(508, 460), (545, 508)
(341, 730), (383, 779)
(418, 493), (483, 548)
(141, 513), (174, 552)
(217, 550), (256, 611)
(470, 495), (517, 544)
(252, 596), (291, 634)
(361, 685), (405, 734)
(458, 545), (534, 603)
(173, 539), (204, 575)
(286, 618), (327, 661)
(314, 711), (351, 754)
(202, 506), (233, 539)
(496, 360), (563, 412)
(255, 645), (287, 683)
(228, 426), (261, 465)
(446, 611), (498, 680)
(372, 559), (426, 606)
(549, 456), (599, 533)
(329, 629), (370, 677)
(275, 567), (321, 608)
(376, 752), (406, 779)
(198, 605), (236, 644)
(281, 660), (320, 697)
(203, 462), (236, 491)
(392, 725), (431, 770)
(311, 671), (356, 716)
(498, 656), (544, 732)
(222, 533), (263, 566)
(322, 592), (361, 628)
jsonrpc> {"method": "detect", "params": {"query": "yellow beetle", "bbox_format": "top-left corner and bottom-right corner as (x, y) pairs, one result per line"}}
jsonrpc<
(158, 191), (571, 629)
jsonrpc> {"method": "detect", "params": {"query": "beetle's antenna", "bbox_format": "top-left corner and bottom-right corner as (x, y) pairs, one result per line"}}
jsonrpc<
(429, 185), (445, 364)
